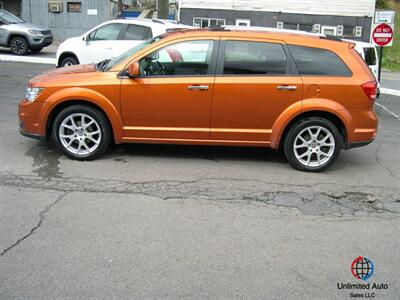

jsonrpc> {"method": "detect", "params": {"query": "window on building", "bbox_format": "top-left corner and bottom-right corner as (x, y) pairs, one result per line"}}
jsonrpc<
(193, 18), (225, 28)
(140, 40), (214, 76)
(89, 23), (125, 41)
(223, 41), (288, 75)
(67, 2), (81, 12)
(355, 26), (363, 37)
(283, 23), (298, 30)
(312, 24), (321, 34)
(299, 24), (313, 32)
(288, 45), (352, 76)
(337, 25), (344, 36)
(123, 24), (152, 40)
(276, 22), (313, 32)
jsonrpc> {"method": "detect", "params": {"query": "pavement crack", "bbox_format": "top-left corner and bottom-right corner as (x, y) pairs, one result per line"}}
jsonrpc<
(0, 192), (68, 258)
(375, 143), (396, 178)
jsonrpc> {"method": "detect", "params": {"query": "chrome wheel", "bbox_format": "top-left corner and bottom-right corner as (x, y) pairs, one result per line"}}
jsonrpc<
(59, 113), (101, 156)
(63, 61), (73, 67)
(293, 126), (335, 167)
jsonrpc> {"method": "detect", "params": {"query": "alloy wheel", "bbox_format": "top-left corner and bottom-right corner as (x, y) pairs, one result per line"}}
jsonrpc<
(293, 126), (335, 167)
(59, 113), (102, 156)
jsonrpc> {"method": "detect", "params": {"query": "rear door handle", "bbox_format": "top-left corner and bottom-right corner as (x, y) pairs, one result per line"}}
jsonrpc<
(188, 85), (209, 91)
(276, 85), (297, 91)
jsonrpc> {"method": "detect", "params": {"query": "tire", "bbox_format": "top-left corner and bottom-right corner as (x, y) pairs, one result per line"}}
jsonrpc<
(60, 56), (79, 67)
(9, 36), (29, 55)
(52, 105), (111, 160)
(283, 117), (343, 172)
(30, 48), (43, 53)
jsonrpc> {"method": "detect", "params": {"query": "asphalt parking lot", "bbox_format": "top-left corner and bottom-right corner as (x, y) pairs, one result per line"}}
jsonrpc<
(0, 62), (399, 299)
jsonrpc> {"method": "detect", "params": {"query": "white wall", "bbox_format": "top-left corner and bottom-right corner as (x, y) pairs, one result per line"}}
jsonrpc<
(180, 0), (375, 17)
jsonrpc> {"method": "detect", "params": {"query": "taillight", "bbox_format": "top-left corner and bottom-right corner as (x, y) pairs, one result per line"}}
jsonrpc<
(361, 80), (377, 101)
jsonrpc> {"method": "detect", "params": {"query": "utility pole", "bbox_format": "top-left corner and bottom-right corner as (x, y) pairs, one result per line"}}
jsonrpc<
(157, 0), (169, 19)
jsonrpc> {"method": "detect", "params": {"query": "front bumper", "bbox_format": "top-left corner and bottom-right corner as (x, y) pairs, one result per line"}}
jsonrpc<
(19, 99), (47, 139)
(19, 128), (45, 141)
(27, 34), (54, 49)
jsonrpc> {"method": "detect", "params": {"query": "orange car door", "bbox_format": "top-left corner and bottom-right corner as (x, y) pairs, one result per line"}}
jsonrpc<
(211, 38), (303, 144)
(120, 38), (219, 140)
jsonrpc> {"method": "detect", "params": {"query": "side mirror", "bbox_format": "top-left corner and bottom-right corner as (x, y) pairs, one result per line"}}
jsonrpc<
(127, 61), (140, 78)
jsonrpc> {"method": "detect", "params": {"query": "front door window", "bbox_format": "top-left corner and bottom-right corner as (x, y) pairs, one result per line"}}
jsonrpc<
(139, 40), (214, 76)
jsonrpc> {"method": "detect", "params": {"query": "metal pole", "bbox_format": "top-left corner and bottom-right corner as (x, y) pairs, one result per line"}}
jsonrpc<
(378, 46), (383, 83)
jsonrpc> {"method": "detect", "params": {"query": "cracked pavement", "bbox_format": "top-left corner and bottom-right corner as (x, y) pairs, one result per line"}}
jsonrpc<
(0, 62), (399, 299)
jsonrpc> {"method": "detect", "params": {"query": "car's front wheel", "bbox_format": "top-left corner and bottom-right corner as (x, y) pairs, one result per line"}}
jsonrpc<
(9, 36), (29, 55)
(284, 117), (343, 172)
(52, 105), (111, 160)
(60, 56), (78, 67)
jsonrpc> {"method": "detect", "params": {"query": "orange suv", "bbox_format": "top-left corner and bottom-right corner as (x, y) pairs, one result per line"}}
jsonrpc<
(19, 28), (378, 172)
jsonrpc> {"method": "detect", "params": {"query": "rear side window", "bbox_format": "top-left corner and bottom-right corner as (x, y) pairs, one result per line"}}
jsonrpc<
(123, 24), (152, 40)
(223, 41), (287, 75)
(363, 47), (377, 66)
(288, 45), (352, 76)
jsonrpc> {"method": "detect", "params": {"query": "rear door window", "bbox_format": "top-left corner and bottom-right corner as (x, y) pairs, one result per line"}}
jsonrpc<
(288, 45), (352, 76)
(223, 40), (288, 75)
(123, 24), (152, 40)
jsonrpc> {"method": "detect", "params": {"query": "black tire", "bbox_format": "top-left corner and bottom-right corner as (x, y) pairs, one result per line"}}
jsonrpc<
(283, 117), (343, 172)
(52, 105), (111, 160)
(30, 48), (43, 53)
(9, 36), (29, 55)
(60, 56), (79, 67)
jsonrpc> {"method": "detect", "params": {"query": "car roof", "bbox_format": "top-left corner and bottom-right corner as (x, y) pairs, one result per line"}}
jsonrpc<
(108, 18), (191, 29)
(160, 27), (351, 49)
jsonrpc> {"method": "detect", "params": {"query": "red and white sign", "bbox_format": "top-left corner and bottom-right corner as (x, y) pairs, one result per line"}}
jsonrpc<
(372, 23), (394, 47)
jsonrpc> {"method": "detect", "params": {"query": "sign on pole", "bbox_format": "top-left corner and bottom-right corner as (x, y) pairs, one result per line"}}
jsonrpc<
(372, 23), (394, 47)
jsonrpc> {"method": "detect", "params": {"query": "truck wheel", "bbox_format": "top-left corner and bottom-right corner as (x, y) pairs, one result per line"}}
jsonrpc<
(284, 117), (343, 172)
(52, 105), (111, 160)
(9, 36), (29, 55)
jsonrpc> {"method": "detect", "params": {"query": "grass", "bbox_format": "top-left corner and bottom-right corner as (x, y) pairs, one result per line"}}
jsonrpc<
(377, 0), (400, 71)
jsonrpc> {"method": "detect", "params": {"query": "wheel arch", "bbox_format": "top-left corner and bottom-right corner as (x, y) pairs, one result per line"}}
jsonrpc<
(42, 89), (124, 143)
(57, 52), (79, 67)
(271, 98), (352, 150)
(7, 33), (28, 46)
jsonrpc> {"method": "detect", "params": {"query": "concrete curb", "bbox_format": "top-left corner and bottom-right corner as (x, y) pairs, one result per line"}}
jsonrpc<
(0, 55), (56, 65)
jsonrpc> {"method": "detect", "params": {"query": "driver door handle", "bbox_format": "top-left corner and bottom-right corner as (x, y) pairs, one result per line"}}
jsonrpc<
(276, 85), (297, 91)
(188, 85), (209, 91)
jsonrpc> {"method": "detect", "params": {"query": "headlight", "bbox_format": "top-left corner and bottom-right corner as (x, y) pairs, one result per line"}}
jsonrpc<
(28, 30), (43, 36)
(25, 87), (44, 102)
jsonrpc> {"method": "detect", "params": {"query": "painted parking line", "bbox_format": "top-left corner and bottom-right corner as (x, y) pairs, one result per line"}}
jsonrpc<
(380, 88), (400, 97)
(375, 102), (400, 121)
(0, 55), (56, 65)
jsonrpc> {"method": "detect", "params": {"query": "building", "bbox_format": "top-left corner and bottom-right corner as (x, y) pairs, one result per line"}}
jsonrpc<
(0, 0), (133, 41)
(178, 0), (376, 42)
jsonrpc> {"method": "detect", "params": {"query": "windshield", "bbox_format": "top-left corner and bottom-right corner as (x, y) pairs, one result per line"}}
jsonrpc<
(0, 10), (24, 24)
(103, 36), (164, 71)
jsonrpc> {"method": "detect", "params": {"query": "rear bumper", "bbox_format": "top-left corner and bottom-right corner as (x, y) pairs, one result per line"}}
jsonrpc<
(344, 139), (374, 149)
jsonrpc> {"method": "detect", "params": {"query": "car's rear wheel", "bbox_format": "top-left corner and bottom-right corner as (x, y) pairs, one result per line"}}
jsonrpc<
(284, 117), (343, 172)
(9, 36), (29, 55)
(52, 105), (111, 160)
(60, 56), (78, 67)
